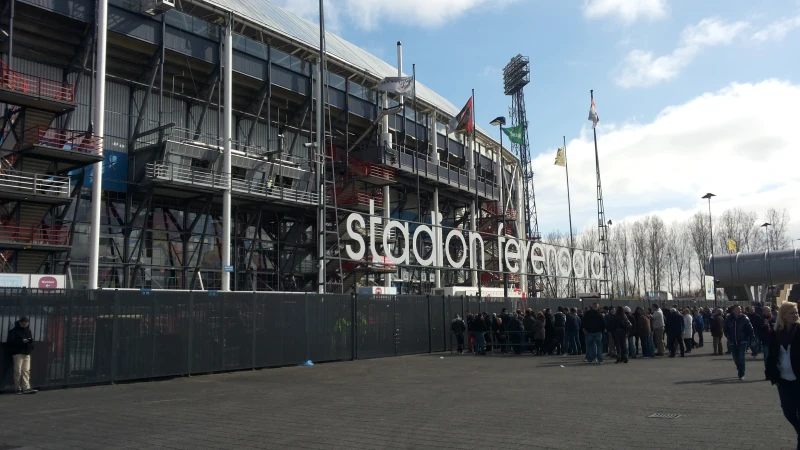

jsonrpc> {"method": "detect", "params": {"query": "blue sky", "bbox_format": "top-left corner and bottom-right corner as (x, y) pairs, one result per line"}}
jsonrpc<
(275, 0), (800, 236)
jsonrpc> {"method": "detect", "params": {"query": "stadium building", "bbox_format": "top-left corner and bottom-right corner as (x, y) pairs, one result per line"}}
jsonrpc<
(0, 0), (531, 293)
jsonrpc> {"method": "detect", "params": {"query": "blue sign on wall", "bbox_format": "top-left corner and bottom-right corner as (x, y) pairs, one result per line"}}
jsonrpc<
(71, 150), (128, 192)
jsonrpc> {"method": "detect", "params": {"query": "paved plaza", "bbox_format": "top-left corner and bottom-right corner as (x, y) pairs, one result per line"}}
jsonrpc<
(0, 342), (794, 449)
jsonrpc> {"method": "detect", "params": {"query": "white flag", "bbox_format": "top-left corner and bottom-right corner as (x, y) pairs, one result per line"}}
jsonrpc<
(375, 76), (414, 97)
(588, 98), (599, 129)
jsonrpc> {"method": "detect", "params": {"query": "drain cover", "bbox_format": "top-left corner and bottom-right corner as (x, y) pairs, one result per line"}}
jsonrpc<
(648, 413), (681, 419)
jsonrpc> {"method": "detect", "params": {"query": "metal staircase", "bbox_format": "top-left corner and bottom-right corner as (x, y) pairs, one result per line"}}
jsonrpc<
(0, 60), (100, 275)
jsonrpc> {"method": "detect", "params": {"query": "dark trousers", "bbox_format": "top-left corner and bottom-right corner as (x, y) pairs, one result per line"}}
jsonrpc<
(696, 329), (704, 346)
(778, 379), (800, 450)
(667, 332), (685, 357)
(455, 333), (465, 352)
(614, 330), (628, 362)
(684, 338), (693, 352)
(554, 327), (566, 355)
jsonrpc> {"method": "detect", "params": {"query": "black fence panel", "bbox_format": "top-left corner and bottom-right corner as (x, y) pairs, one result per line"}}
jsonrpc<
(429, 296), (446, 353)
(356, 294), (395, 359)
(396, 295), (429, 356)
(191, 293), (225, 374)
(307, 294), (352, 364)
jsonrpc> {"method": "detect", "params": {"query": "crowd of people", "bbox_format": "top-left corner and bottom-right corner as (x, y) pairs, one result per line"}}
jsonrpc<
(451, 301), (800, 449)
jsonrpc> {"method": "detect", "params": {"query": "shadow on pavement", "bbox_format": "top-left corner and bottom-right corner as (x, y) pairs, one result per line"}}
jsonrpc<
(674, 378), (765, 385)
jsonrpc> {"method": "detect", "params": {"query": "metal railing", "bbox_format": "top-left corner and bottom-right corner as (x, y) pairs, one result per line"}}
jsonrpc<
(0, 223), (69, 245)
(0, 170), (71, 198)
(390, 145), (498, 194)
(231, 177), (319, 205)
(30, 127), (103, 155)
(146, 162), (229, 189)
(0, 61), (75, 104)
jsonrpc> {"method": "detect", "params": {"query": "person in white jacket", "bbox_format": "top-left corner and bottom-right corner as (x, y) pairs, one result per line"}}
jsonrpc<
(682, 308), (694, 353)
(651, 304), (665, 356)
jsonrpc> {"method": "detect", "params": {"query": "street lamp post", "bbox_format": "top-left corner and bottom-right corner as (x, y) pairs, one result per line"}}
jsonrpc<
(667, 251), (674, 299)
(607, 219), (614, 299)
(490, 116), (508, 298)
(702, 193), (717, 306)
(761, 222), (772, 251)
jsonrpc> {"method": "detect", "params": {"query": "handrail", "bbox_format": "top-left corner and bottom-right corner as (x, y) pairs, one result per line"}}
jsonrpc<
(0, 61), (75, 103)
(30, 126), (103, 155)
(0, 223), (69, 245)
(146, 162), (230, 189)
(390, 144), (498, 190)
(231, 177), (319, 204)
(0, 170), (71, 197)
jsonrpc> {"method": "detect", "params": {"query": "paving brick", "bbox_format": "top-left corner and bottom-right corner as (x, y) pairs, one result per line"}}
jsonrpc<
(0, 340), (794, 449)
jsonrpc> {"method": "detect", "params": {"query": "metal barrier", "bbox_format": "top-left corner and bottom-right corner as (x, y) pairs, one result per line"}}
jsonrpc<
(146, 162), (229, 189)
(0, 61), (76, 103)
(31, 127), (103, 155)
(0, 170), (71, 198)
(0, 289), (730, 390)
(0, 224), (69, 245)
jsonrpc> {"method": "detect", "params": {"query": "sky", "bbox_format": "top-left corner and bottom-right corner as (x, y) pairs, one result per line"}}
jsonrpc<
(272, 0), (800, 242)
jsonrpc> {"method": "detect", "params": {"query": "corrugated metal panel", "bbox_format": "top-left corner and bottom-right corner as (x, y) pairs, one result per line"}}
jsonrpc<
(11, 57), (61, 82)
(205, 0), (497, 142)
(108, 5), (160, 43)
(188, 105), (220, 143)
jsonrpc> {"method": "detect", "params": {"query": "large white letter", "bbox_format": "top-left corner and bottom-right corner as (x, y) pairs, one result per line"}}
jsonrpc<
(518, 238), (531, 276)
(345, 213), (366, 260)
(497, 224), (506, 272)
(572, 249), (585, 279)
(505, 238), (520, 274)
(530, 242), (545, 275)
(591, 252), (604, 280)
(412, 224), (436, 266)
(445, 230), (468, 268)
(368, 200), (381, 258)
(469, 232), (485, 270)
(383, 220), (409, 264)
(557, 247), (572, 278)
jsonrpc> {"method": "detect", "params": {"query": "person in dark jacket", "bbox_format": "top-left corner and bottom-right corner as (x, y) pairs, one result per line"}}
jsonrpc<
(544, 309), (555, 354)
(765, 302), (800, 450)
(533, 312), (546, 355)
(605, 309), (618, 358)
(471, 313), (487, 355)
(553, 307), (567, 356)
(665, 308), (685, 358)
(750, 307), (764, 358)
(635, 307), (653, 358)
(610, 307), (630, 363)
(466, 312), (475, 352)
(7, 316), (36, 394)
(725, 305), (754, 380)
(582, 303), (606, 363)
(710, 308), (726, 355)
(565, 308), (582, 355)
(451, 315), (466, 353)
(624, 306), (636, 359)
(577, 309), (586, 354)
(507, 313), (524, 354)
(760, 307), (777, 360)
(523, 310), (536, 353)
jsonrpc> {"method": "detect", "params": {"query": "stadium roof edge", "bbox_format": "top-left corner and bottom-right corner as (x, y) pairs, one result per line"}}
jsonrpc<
(182, 0), (519, 166)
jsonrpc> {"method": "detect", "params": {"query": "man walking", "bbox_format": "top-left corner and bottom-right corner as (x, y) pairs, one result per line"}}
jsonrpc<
(7, 316), (36, 394)
(651, 303), (665, 356)
(451, 314), (466, 353)
(710, 308), (725, 355)
(582, 303), (606, 363)
(725, 305), (754, 380)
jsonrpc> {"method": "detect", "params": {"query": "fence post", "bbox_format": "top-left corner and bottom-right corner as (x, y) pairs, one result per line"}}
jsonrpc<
(187, 291), (194, 376)
(352, 292), (357, 360)
(63, 292), (74, 387)
(427, 294), (432, 354)
(111, 289), (120, 383)
(393, 294), (398, 357)
(150, 294), (157, 378)
(441, 296), (447, 352)
(251, 294), (257, 370)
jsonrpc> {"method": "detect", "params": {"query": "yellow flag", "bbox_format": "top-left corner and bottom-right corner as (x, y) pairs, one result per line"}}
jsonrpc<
(554, 147), (566, 167)
(727, 238), (737, 251)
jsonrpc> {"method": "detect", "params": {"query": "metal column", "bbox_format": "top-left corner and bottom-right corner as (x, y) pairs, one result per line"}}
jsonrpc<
(221, 14), (233, 291)
(431, 108), (441, 289)
(88, 0), (108, 289)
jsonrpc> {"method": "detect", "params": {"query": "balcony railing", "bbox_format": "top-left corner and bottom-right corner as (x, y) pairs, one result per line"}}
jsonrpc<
(0, 170), (70, 198)
(146, 162), (229, 189)
(30, 127), (103, 155)
(0, 61), (75, 104)
(0, 223), (69, 246)
(231, 177), (319, 205)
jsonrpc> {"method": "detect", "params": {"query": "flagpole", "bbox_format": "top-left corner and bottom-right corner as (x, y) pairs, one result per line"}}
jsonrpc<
(590, 89), (610, 298)
(564, 135), (576, 298)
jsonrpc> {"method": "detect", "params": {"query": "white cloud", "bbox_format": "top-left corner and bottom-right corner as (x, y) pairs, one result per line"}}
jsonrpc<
(582, 0), (668, 24)
(752, 15), (800, 41)
(615, 18), (749, 88)
(271, 0), (517, 31)
(532, 80), (800, 240)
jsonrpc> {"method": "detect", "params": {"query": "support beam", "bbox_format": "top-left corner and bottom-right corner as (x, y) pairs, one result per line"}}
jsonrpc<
(193, 65), (220, 140)
(221, 14), (233, 291)
(129, 50), (163, 151)
(88, 0), (108, 289)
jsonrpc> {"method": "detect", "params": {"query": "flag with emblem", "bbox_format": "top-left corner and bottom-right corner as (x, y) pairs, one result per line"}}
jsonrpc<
(554, 147), (566, 167)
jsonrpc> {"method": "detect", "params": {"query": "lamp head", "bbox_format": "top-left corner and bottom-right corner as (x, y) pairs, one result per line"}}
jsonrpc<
(701, 193), (716, 200)
(761, 222), (772, 228)
(490, 116), (506, 127)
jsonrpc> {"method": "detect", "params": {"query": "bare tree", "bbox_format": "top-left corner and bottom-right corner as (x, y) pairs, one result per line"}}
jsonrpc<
(764, 208), (791, 250)
(631, 220), (648, 297)
(717, 208), (759, 253)
(611, 223), (630, 298)
(646, 216), (667, 291)
(675, 223), (692, 296)
(689, 211), (711, 289)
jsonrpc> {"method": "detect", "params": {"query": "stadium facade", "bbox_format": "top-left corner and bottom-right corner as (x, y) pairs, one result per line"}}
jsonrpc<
(0, 0), (605, 294)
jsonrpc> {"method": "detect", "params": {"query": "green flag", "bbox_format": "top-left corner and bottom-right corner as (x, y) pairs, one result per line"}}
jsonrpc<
(502, 124), (524, 144)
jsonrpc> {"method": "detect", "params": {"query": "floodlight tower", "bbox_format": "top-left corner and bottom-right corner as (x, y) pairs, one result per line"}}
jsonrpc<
(503, 55), (539, 294)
